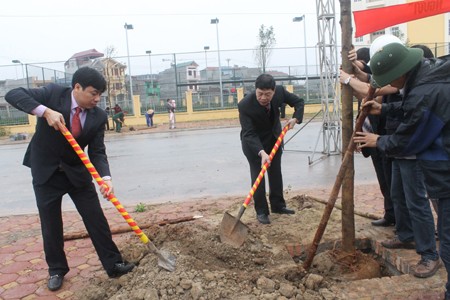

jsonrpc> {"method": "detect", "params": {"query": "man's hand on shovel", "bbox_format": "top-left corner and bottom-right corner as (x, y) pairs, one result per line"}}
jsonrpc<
(43, 108), (66, 131)
(260, 151), (271, 168)
(100, 180), (114, 199)
(284, 117), (298, 130)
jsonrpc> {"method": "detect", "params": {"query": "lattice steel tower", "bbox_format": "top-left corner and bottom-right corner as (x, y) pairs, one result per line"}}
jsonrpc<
(309, 0), (341, 164)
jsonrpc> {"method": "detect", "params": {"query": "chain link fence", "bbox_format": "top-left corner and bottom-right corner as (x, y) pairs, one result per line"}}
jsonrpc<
(0, 64), (71, 126)
(1, 42), (448, 128)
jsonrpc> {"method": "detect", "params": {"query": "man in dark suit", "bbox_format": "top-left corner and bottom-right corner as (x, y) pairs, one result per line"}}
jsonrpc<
(238, 74), (304, 224)
(5, 67), (134, 291)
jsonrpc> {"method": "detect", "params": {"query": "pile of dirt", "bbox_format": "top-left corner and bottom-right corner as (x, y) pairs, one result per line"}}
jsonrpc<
(76, 195), (382, 300)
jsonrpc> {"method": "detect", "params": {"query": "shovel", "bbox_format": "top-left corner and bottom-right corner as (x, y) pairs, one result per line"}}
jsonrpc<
(58, 124), (176, 272)
(219, 124), (290, 247)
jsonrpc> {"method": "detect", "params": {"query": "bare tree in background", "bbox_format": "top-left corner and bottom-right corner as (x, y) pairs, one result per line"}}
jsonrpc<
(254, 25), (276, 73)
(104, 46), (117, 109)
(104, 45), (117, 129)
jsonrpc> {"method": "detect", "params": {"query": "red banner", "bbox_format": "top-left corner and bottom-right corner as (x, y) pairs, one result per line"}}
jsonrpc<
(353, 0), (450, 37)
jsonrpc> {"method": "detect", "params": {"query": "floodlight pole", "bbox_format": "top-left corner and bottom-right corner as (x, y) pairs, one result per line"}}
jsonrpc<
(124, 23), (134, 102)
(211, 18), (223, 107)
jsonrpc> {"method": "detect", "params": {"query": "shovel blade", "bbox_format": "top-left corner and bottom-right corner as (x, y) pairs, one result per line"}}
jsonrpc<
(156, 249), (177, 272)
(219, 211), (249, 248)
(146, 241), (176, 272)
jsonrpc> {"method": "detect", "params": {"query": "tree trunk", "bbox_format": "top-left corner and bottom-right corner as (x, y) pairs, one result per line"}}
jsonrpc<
(340, 0), (355, 253)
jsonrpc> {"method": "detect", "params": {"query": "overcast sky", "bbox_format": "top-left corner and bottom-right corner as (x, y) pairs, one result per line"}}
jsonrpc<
(1, 0), (343, 75)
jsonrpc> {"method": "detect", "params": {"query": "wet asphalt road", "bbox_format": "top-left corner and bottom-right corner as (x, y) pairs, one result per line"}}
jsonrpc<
(0, 122), (377, 217)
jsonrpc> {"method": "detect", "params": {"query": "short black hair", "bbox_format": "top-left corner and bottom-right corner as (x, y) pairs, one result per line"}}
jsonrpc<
(411, 44), (434, 59)
(255, 74), (275, 90)
(72, 67), (107, 93)
(356, 47), (370, 64)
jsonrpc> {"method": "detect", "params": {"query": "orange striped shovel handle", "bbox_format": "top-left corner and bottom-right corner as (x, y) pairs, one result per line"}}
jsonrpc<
(242, 124), (290, 208)
(58, 124), (149, 245)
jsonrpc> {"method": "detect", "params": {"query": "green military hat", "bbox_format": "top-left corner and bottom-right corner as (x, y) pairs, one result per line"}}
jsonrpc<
(370, 43), (423, 87)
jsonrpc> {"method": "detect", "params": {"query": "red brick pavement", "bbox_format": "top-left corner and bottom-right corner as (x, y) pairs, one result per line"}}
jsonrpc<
(2, 181), (445, 300)
(0, 120), (446, 299)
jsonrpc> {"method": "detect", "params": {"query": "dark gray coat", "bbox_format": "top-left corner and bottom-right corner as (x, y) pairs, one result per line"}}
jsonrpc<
(5, 83), (110, 187)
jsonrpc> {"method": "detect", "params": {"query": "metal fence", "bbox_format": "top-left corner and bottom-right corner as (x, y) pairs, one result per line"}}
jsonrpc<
(0, 64), (73, 126)
(1, 43), (448, 126)
(0, 106), (28, 126)
(117, 46), (322, 116)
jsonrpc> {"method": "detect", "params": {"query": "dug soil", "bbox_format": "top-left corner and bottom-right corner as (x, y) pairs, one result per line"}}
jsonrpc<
(76, 194), (382, 300)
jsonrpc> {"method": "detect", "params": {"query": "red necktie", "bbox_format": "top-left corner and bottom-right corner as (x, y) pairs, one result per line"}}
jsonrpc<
(72, 107), (82, 138)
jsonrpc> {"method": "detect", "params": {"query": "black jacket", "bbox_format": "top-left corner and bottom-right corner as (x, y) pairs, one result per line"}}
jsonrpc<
(238, 85), (304, 156)
(377, 57), (450, 198)
(5, 83), (110, 187)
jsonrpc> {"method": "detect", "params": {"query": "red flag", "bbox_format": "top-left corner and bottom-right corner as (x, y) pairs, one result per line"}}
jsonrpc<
(354, 0), (450, 37)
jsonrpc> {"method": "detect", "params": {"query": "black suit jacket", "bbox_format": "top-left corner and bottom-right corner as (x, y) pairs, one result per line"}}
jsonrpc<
(238, 85), (304, 156)
(5, 83), (110, 187)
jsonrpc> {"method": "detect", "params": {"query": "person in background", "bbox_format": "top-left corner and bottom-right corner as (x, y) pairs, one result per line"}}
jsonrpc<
(145, 108), (155, 127)
(411, 44), (434, 59)
(238, 74), (304, 225)
(166, 99), (176, 129)
(4, 67), (134, 292)
(104, 106), (111, 130)
(113, 103), (122, 114)
(113, 110), (125, 133)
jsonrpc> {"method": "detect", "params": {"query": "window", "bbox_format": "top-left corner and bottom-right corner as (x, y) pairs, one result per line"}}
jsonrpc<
(391, 27), (400, 38)
(448, 20), (450, 35)
(188, 70), (193, 76)
(370, 30), (386, 43)
(355, 36), (363, 43)
(372, 30), (385, 36)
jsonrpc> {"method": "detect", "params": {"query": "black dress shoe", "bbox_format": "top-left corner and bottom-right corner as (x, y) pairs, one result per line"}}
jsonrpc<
(371, 218), (395, 227)
(48, 274), (64, 291)
(272, 207), (295, 214)
(257, 214), (271, 224)
(108, 262), (135, 278)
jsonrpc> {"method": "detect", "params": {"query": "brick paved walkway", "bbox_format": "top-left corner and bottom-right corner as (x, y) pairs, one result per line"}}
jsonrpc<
(0, 121), (446, 299)
(0, 183), (446, 299)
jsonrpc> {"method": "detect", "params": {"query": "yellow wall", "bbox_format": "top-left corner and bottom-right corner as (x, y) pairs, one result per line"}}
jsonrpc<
(406, 0), (446, 57)
(4, 86), (356, 134)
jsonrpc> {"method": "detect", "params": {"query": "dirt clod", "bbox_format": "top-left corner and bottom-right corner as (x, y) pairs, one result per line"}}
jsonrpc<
(76, 195), (383, 300)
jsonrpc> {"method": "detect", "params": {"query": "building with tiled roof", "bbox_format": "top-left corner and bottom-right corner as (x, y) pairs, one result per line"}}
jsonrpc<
(64, 49), (104, 74)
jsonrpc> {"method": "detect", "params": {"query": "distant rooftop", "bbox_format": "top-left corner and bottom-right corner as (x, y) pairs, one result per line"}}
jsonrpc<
(65, 49), (104, 67)
(176, 61), (198, 68)
(69, 49), (104, 59)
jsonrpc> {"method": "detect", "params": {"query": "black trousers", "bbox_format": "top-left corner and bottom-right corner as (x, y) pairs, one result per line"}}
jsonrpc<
(33, 171), (122, 276)
(371, 149), (396, 222)
(242, 142), (286, 215)
(105, 118), (110, 130)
